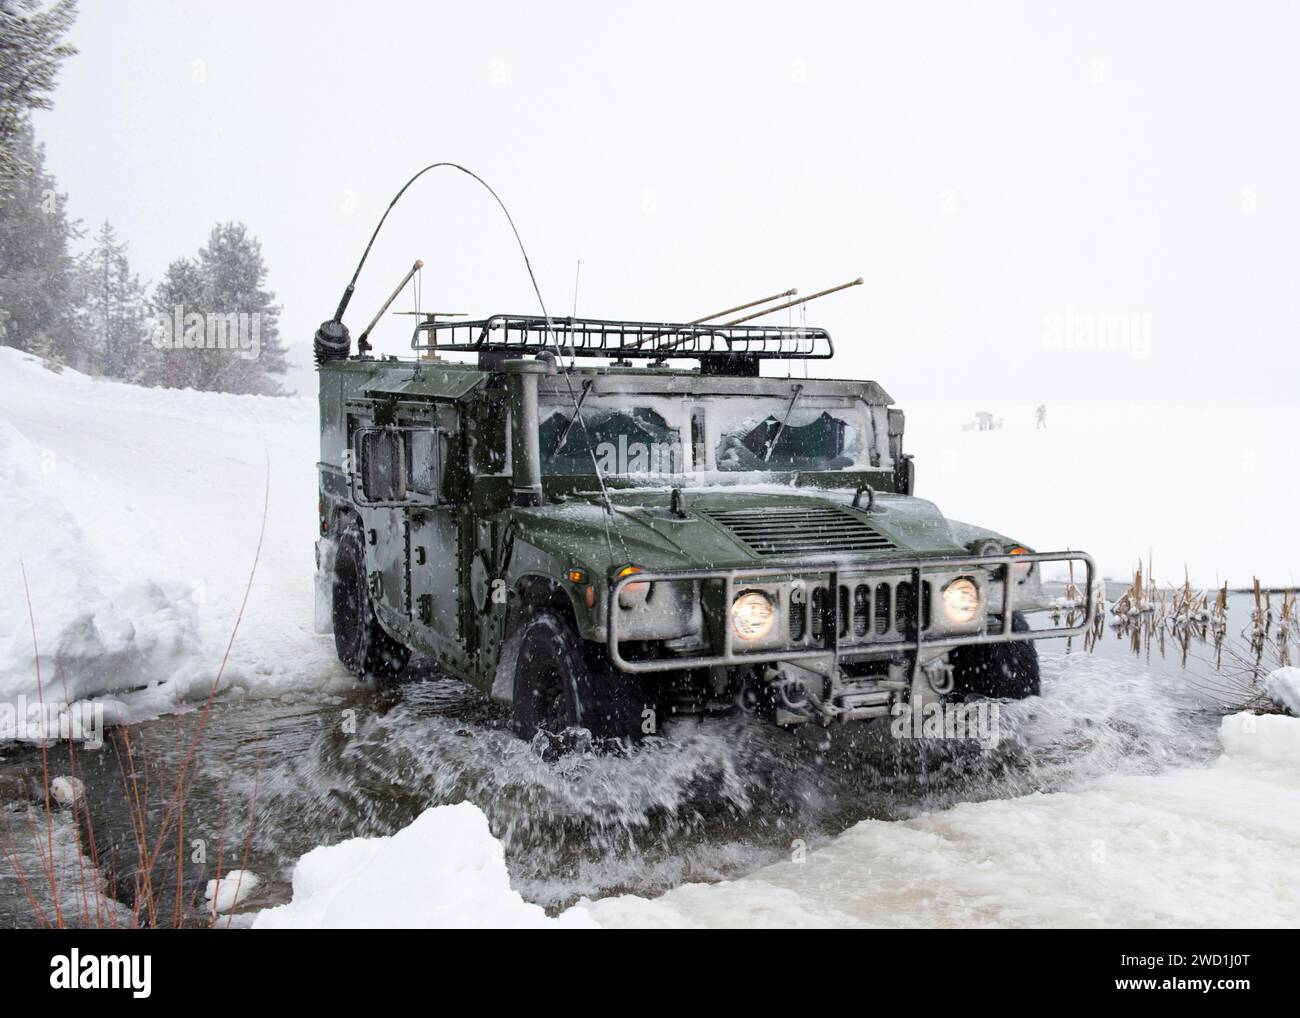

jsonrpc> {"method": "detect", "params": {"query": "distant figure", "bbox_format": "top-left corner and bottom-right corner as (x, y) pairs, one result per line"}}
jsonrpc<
(1035, 403), (1047, 429)
(975, 410), (994, 432)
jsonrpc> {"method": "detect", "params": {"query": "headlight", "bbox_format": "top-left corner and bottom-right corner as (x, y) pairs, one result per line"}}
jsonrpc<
(942, 577), (980, 624)
(731, 590), (775, 641)
(1009, 545), (1032, 581)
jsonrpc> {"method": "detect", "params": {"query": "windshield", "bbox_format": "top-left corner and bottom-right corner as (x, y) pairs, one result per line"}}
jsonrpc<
(540, 404), (682, 475)
(539, 393), (888, 480)
(714, 406), (856, 471)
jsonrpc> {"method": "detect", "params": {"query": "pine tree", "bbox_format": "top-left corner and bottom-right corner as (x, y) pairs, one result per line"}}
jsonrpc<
(0, 0), (79, 189)
(0, 117), (80, 359)
(198, 222), (286, 394)
(77, 219), (148, 378)
(139, 222), (286, 395)
(137, 257), (204, 389)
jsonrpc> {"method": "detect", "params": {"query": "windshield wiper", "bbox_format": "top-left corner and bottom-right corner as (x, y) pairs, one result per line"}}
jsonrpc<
(763, 383), (803, 462)
(546, 377), (594, 465)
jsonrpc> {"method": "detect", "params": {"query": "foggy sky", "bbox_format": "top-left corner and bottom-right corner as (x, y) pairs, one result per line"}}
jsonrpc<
(29, 0), (1300, 406)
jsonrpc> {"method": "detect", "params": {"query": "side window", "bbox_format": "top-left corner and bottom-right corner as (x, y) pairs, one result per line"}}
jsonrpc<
(359, 430), (406, 502)
(690, 407), (707, 471)
(405, 428), (443, 498)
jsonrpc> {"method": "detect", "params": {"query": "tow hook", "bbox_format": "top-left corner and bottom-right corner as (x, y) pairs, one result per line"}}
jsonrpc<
(923, 658), (955, 695)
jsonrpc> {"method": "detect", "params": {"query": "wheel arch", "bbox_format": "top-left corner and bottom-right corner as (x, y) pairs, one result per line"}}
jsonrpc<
(488, 572), (584, 702)
(512, 573), (579, 624)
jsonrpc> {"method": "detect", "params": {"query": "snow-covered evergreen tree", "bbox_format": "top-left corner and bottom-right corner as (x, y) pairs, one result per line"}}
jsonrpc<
(77, 219), (148, 378)
(137, 257), (203, 389)
(0, 118), (80, 359)
(139, 222), (287, 395)
(0, 0), (79, 189)
(198, 222), (286, 394)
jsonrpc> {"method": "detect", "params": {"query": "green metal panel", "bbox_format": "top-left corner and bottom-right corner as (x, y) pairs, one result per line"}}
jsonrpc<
(365, 364), (487, 402)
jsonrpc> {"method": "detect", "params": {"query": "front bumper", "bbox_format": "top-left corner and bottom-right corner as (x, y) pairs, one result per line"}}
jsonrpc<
(606, 550), (1096, 675)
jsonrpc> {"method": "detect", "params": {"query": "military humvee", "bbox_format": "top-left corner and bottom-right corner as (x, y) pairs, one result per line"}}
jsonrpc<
(315, 313), (1095, 742)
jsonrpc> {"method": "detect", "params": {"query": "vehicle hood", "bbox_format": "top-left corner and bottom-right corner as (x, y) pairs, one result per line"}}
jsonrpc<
(508, 484), (975, 577)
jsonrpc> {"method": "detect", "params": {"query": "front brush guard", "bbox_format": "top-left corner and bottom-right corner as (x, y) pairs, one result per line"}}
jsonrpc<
(606, 551), (1097, 686)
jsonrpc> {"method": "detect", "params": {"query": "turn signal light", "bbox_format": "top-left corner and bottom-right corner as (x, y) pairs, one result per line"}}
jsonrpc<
(616, 565), (649, 608)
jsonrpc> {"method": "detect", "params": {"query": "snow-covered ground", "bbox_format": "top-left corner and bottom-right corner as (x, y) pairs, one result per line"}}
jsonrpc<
(254, 802), (597, 929)
(254, 711), (1300, 928)
(0, 347), (347, 733)
(905, 400), (1298, 590)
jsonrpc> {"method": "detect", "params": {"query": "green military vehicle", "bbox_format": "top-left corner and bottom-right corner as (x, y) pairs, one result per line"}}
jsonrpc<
(314, 312), (1095, 743)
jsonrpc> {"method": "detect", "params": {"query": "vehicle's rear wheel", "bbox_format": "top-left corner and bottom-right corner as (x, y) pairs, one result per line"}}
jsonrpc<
(332, 523), (409, 681)
(511, 611), (644, 747)
(948, 612), (1040, 699)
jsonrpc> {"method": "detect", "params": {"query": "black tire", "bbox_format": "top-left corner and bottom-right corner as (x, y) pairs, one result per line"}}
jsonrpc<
(948, 612), (1040, 699)
(511, 611), (645, 745)
(332, 524), (410, 681)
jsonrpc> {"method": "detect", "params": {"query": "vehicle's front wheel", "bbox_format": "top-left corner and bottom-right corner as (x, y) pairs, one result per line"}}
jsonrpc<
(332, 523), (409, 681)
(948, 612), (1040, 699)
(511, 611), (645, 746)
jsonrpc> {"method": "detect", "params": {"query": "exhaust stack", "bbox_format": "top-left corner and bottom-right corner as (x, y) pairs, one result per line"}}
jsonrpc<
(504, 359), (549, 507)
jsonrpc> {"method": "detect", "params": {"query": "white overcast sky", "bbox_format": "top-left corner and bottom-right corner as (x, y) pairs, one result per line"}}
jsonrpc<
(29, 0), (1300, 405)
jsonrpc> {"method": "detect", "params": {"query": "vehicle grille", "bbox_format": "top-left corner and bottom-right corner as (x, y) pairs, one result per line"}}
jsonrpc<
(791, 578), (932, 645)
(705, 505), (896, 557)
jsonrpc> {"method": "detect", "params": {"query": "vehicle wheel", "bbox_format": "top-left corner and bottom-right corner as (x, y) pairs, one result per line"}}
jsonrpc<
(332, 523), (409, 681)
(511, 611), (644, 746)
(948, 612), (1040, 699)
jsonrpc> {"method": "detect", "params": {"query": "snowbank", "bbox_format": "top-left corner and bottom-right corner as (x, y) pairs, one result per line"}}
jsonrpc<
(255, 712), (1300, 928)
(253, 802), (596, 928)
(0, 414), (204, 723)
(1265, 667), (1300, 716)
(1218, 710), (1300, 766)
(0, 348), (346, 733)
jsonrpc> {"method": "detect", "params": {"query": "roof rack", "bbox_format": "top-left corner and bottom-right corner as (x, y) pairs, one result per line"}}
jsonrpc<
(410, 314), (833, 373)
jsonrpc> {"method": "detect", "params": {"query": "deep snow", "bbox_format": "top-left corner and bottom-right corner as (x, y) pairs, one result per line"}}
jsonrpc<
(1265, 667), (1300, 717)
(0, 348), (347, 731)
(254, 802), (596, 929)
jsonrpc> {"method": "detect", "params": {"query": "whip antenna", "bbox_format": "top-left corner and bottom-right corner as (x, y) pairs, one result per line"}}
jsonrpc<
(312, 163), (625, 553)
